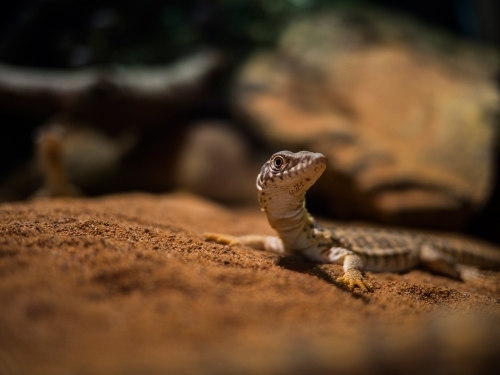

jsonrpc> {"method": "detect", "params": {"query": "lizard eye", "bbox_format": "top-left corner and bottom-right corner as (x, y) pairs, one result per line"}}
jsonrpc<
(272, 156), (285, 171)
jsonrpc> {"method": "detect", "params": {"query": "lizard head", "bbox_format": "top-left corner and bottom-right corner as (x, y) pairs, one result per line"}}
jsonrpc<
(256, 151), (327, 204)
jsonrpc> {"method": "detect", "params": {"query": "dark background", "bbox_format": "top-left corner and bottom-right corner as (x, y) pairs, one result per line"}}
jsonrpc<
(0, 1), (498, 69)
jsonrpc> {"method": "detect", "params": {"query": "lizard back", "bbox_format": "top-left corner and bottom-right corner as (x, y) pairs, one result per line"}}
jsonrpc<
(328, 226), (421, 272)
(329, 226), (500, 272)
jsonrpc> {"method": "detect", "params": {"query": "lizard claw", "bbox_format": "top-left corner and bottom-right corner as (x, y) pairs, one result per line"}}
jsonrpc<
(335, 271), (373, 292)
(203, 232), (241, 246)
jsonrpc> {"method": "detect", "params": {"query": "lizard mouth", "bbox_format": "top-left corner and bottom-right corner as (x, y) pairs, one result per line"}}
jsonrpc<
(289, 152), (327, 189)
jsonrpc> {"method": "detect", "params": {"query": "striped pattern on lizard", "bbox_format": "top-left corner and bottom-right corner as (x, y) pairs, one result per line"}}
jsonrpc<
(204, 151), (500, 292)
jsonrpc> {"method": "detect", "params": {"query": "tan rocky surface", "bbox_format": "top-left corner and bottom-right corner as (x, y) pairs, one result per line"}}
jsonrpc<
(1, 193), (499, 374)
(235, 8), (500, 228)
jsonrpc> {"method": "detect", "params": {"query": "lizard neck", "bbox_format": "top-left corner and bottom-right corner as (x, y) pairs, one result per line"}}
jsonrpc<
(262, 194), (330, 254)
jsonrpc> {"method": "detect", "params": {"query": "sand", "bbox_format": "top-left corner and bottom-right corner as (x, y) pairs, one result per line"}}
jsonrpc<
(1, 192), (499, 375)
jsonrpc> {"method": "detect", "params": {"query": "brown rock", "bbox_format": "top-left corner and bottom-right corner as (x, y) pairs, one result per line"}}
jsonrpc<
(234, 8), (500, 229)
(176, 122), (261, 204)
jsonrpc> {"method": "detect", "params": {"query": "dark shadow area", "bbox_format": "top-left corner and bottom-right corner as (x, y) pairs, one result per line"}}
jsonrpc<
(276, 256), (372, 300)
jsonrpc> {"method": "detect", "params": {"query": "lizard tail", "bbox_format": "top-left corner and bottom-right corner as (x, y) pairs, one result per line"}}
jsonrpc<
(433, 236), (500, 270)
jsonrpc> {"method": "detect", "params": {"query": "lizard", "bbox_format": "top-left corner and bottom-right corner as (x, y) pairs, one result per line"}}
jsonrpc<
(204, 150), (500, 292)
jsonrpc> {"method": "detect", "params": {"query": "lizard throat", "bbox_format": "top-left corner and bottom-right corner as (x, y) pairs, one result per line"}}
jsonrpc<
(262, 196), (328, 254)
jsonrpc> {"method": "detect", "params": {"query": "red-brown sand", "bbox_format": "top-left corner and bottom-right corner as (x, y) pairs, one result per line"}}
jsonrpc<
(1, 193), (499, 375)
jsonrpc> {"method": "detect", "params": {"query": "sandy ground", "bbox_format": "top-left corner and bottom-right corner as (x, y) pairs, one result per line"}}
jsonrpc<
(1, 192), (499, 375)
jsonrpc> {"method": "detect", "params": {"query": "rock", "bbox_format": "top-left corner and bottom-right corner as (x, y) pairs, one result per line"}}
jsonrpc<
(0, 50), (224, 131)
(0, 50), (226, 201)
(234, 7), (500, 229)
(176, 121), (261, 204)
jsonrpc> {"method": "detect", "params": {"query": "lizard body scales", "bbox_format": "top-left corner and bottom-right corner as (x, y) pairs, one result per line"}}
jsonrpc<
(205, 151), (500, 291)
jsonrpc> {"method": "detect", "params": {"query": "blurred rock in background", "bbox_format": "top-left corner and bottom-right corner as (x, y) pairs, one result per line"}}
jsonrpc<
(234, 7), (499, 229)
(0, 50), (225, 200)
(176, 121), (262, 204)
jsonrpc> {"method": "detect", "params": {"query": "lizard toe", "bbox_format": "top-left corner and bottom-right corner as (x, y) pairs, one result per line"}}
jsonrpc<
(335, 275), (373, 293)
(203, 233), (240, 246)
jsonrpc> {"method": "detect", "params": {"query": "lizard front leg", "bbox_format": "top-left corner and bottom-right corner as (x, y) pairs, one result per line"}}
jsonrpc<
(319, 247), (374, 292)
(203, 233), (285, 255)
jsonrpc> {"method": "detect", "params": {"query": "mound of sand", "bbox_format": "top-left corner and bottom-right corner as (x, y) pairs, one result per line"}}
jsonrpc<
(1, 193), (499, 374)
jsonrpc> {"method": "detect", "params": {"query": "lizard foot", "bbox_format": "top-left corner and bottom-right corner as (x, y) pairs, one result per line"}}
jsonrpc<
(203, 232), (241, 246)
(335, 270), (373, 292)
